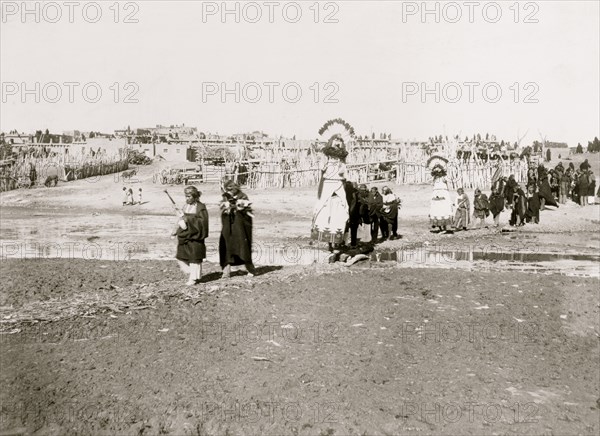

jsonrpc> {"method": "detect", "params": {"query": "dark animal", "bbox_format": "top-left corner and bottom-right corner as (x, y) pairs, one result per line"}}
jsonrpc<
(44, 175), (58, 187)
(122, 169), (137, 180)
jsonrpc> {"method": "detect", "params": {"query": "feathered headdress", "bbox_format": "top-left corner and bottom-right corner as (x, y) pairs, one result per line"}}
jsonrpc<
(317, 119), (356, 162)
(318, 118), (355, 145)
(427, 155), (448, 178)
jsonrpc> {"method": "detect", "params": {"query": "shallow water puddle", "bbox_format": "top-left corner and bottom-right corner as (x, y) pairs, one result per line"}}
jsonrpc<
(1, 207), (598, 276)
(372, 248), (600, 277)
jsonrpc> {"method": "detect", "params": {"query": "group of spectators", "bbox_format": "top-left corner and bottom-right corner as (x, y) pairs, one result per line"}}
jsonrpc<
(474, 159), (597, 228)
(430, 157), (597, 232)
(534, 159), (597, 207)
(344, 183), (401, 247)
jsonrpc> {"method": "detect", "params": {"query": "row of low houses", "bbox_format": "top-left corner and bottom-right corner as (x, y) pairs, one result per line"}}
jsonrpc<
(114, 125), (293, 147)
(2, 124), (574, 165)
(1, 126), (313, 163)
(2, 130), (115, 146)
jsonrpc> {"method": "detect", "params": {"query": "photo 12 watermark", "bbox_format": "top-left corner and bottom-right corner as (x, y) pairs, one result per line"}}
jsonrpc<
(0, 400), (130, 428)
(0, 241), (146, 261)
(0, 321), (122, 346)
(398, 401), (540, 425)
(401, 1), (540, 24)
(1, 1), (140, 24)
(201, 82), (340, 104)
(200, 240), (339, 265)
(400, 320), (539, 345)
(1, 82), (140, 104)
(201, 1), (339, 24)
(387, 240), (542, 266)
(402, 82), (540, 104)
(198, 400), (342, 425)
(199, 320), (339, 345)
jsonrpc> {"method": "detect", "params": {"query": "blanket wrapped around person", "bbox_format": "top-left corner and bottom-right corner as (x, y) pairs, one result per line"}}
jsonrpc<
(219, 179), (256, 277)
(538, 172), (559, 208)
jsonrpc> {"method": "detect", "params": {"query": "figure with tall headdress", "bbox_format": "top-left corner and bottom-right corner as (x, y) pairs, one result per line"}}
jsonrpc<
(427, 156), (453, 232)
(311, 121), (353, 248)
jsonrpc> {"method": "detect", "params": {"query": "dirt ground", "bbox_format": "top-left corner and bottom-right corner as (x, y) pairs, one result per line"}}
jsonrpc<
(0, 152), (599, 435)
(0, 261), (598, 435)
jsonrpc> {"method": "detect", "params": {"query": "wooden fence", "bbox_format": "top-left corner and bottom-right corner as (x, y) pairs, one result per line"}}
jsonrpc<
(213, 141), (530, 190)
(217, 158), (529, 190)
(0, 156), (129, 192)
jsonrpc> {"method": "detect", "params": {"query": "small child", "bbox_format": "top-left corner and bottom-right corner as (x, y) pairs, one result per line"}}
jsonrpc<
(126, 188), (134, 205)
(473, 188), (490, 229)
(122, 187), (128, 206)
(454, 188), (470, 230)
(137, 188), (143, 205)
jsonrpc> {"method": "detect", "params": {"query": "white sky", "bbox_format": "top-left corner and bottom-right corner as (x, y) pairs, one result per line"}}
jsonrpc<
(1, 0), (599, 146)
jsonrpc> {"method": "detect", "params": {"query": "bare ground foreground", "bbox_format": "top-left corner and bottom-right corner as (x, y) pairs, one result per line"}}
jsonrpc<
(1, 155), (599, 435)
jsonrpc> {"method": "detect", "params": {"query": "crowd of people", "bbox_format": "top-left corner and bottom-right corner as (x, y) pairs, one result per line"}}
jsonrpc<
(429, 158), (598, 232)
(533, 159), (597, 207)
(344, 184), (402, 246)
(169, 139), (596, 284)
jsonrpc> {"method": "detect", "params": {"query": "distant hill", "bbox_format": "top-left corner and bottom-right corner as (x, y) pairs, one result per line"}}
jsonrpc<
(546, 142), (569, 148)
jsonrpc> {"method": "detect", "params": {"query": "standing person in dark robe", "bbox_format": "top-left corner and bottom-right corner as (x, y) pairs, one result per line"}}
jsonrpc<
(346, 181), (361, 248)
(219, 179), (256, 278)
(489, 186), (504, 227)
(526, 186), (541, 224)
(527, 167), (538, 190)
(577, 170), (589, 207)
(538, 171), (559, 209)
(509, 185), (527, 226)
(580, 159), (591, 172)
(367, 187), (383, 242)
(536, 164), (547, 189)
(238, 162), (248, 186)
(571, 169), (581, 204)
(356, 184), (371, 244)
(504, 175), (518, 209)
(555, 161), (564, 176)
(587, 171), (596, 205)
(559, 167), (571, 204)
(491, 176), (506, 199)
(173, 186), (209, 286)
(473, 189), (490, 229)
(29, 163), (37, 188)
(549, 170), (560, 200)
(546, 148), (551, 162)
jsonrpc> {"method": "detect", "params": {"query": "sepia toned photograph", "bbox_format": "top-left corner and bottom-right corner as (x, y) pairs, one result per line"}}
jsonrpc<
(1, 1), (599, 435)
